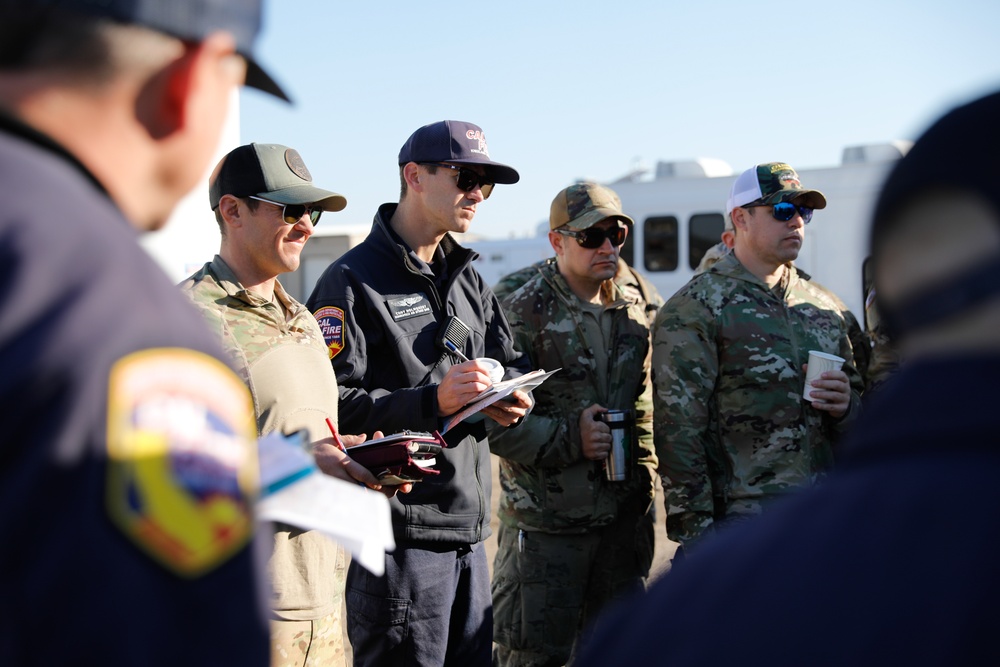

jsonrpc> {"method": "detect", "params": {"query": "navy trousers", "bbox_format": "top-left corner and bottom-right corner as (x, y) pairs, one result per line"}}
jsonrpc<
(346, 541), (492, 667)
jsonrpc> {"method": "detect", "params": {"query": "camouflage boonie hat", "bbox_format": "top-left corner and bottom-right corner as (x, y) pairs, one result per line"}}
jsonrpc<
(550, 182), (634, 230)
(727, 162), (827, 215)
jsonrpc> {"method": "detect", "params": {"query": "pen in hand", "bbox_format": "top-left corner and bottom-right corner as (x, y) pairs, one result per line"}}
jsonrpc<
(325, 417), (348, 453)
(443, 339), (470, 363)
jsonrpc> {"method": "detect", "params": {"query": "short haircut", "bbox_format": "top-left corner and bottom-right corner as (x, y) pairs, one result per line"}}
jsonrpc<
(0, 7), (181, 89)
(213, 196), (261, 236)
(399, 162), (438, 200)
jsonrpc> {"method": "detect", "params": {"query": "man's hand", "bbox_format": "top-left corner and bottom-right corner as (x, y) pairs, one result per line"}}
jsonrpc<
(313, 431), (413, 499)
(437, 360), (493, 416)
(579, 404), (612, 461)
(803, 364), (852, 419)
(483, 389), (532, 427)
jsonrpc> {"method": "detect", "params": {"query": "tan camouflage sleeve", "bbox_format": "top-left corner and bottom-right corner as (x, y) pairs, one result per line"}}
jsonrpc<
(652, 295), (720, 547)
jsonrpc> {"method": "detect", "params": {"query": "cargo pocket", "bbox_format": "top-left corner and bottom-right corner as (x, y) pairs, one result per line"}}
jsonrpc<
(635, 509), (656, 577)
(492, 526), (548, 651)
(346, 588), (410, 657)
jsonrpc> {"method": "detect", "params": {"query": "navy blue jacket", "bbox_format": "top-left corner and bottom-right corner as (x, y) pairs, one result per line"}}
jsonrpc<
(577, 356), (1000, 666)
(0, 115), (268, 665)
(307, 203), (530, 545)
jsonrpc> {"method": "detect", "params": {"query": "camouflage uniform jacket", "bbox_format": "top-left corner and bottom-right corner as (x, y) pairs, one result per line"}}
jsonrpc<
(491, 261), (657, 534)
(494, 257), (664, 326)
(653, 252), (863, 548)
(181, 255), (342, 622)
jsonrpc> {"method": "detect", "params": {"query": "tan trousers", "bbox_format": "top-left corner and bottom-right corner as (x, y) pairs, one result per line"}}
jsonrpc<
(270, 548), (350, 667)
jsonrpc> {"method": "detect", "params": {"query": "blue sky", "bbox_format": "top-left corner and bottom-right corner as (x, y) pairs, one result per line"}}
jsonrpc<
(240, 0), (1000, 239)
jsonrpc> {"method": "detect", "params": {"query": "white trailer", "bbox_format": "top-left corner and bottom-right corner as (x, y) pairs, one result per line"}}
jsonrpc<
(468, 143), (910, 317)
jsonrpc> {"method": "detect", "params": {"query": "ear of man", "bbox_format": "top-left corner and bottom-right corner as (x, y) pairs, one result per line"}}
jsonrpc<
(548, 229), (567, 256)
(137, 32), (242, 143)
(217, 194), (244, 230)
(138, 32), (244, 230)
(400, 162), (426, 196)
(730, 206), (752, 233)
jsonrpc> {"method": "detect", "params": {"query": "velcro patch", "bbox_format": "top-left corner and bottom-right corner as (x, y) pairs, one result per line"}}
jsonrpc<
(105, 348), (258, 577)
(386, 293), (433, 321)
(314, 306), (345, 359)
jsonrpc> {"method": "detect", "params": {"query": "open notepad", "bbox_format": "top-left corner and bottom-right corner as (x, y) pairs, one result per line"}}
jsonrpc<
(345, 431), (447, 485)
(442, 368), (560, 433)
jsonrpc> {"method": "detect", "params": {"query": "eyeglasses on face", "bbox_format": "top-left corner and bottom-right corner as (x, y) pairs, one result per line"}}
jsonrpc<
(556, 224), (628, 249)
(248, 195), (322, 225)
(421, 163), (495, 199)
(745, 201), (813, 224)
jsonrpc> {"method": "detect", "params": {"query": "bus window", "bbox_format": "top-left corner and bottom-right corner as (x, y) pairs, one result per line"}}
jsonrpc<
(688, 213), (725, 269)
(643, 216), (678, 272)
(620, 224), (635, 266)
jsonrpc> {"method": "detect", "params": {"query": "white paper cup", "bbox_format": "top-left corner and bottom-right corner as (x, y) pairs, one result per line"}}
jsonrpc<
(803, 351), (846, 403)
(476, 357), (504, 384)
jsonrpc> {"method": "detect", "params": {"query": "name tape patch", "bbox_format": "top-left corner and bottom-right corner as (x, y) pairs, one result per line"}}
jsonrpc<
(386, 294), (433, 322)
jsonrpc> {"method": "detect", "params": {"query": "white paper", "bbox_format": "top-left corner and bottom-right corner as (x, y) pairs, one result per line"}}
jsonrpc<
(442, 368), (560, 433)
(257, 473), (394, 575)
(256, 430), (394, 575)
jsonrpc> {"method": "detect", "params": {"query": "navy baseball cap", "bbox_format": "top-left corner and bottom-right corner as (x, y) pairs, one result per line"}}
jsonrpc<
(398, 120), (520, 184)
(42, 0), (288, 101)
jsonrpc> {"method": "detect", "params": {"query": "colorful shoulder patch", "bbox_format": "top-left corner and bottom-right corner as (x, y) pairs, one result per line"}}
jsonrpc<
(105, 348), (258, 578)
(313, 306), (345, 359)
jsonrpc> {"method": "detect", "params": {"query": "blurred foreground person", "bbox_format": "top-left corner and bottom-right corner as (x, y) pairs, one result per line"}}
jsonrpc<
(577, 89), (1000, 667)
(0, 1), (287, 665)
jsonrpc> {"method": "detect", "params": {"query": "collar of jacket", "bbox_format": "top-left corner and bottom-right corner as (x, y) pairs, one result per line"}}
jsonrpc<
(0, 110), (112, 207)
(705, 251), (804, 296)
(205, 254), (298, 314)
(539, 259), (634, 309)
(370, 202), (478, 278)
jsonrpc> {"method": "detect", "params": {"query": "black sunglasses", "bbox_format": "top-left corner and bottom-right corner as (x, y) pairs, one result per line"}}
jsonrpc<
(422, 163), (495, 199)
(746, 201), (813, 224)
(556, 224), (627, 249)
(248, 195), (322, 225)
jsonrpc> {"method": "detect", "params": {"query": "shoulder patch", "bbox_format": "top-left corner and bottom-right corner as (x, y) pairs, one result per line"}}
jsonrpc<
(105, 348), (258, 577)
(314, 306), (345, 359)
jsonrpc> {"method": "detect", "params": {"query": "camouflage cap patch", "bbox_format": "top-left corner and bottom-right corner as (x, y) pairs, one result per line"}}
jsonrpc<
(728, 162), (827, 213)
(550, 182), (635, 230)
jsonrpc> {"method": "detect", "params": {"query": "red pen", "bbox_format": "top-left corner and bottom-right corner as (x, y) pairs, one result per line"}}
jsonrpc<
(326, 417), (348, 453)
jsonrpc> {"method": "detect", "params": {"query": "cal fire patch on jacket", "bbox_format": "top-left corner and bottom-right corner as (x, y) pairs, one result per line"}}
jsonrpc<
(314, 306), (345, 359)
(105, 348), (258, 577)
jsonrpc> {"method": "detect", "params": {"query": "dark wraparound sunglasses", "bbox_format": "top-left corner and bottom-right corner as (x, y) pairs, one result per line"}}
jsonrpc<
(556, 224), (627, 249)
(745, 201), (814, 224)
(249, 195), (322, 225)
(421, 163), (495, 199)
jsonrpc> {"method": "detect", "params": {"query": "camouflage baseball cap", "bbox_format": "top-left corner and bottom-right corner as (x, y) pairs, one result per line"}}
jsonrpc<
(727, 162), (827, 215)
(209, 143), (347, 214)
(550, 182), (634, 230)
